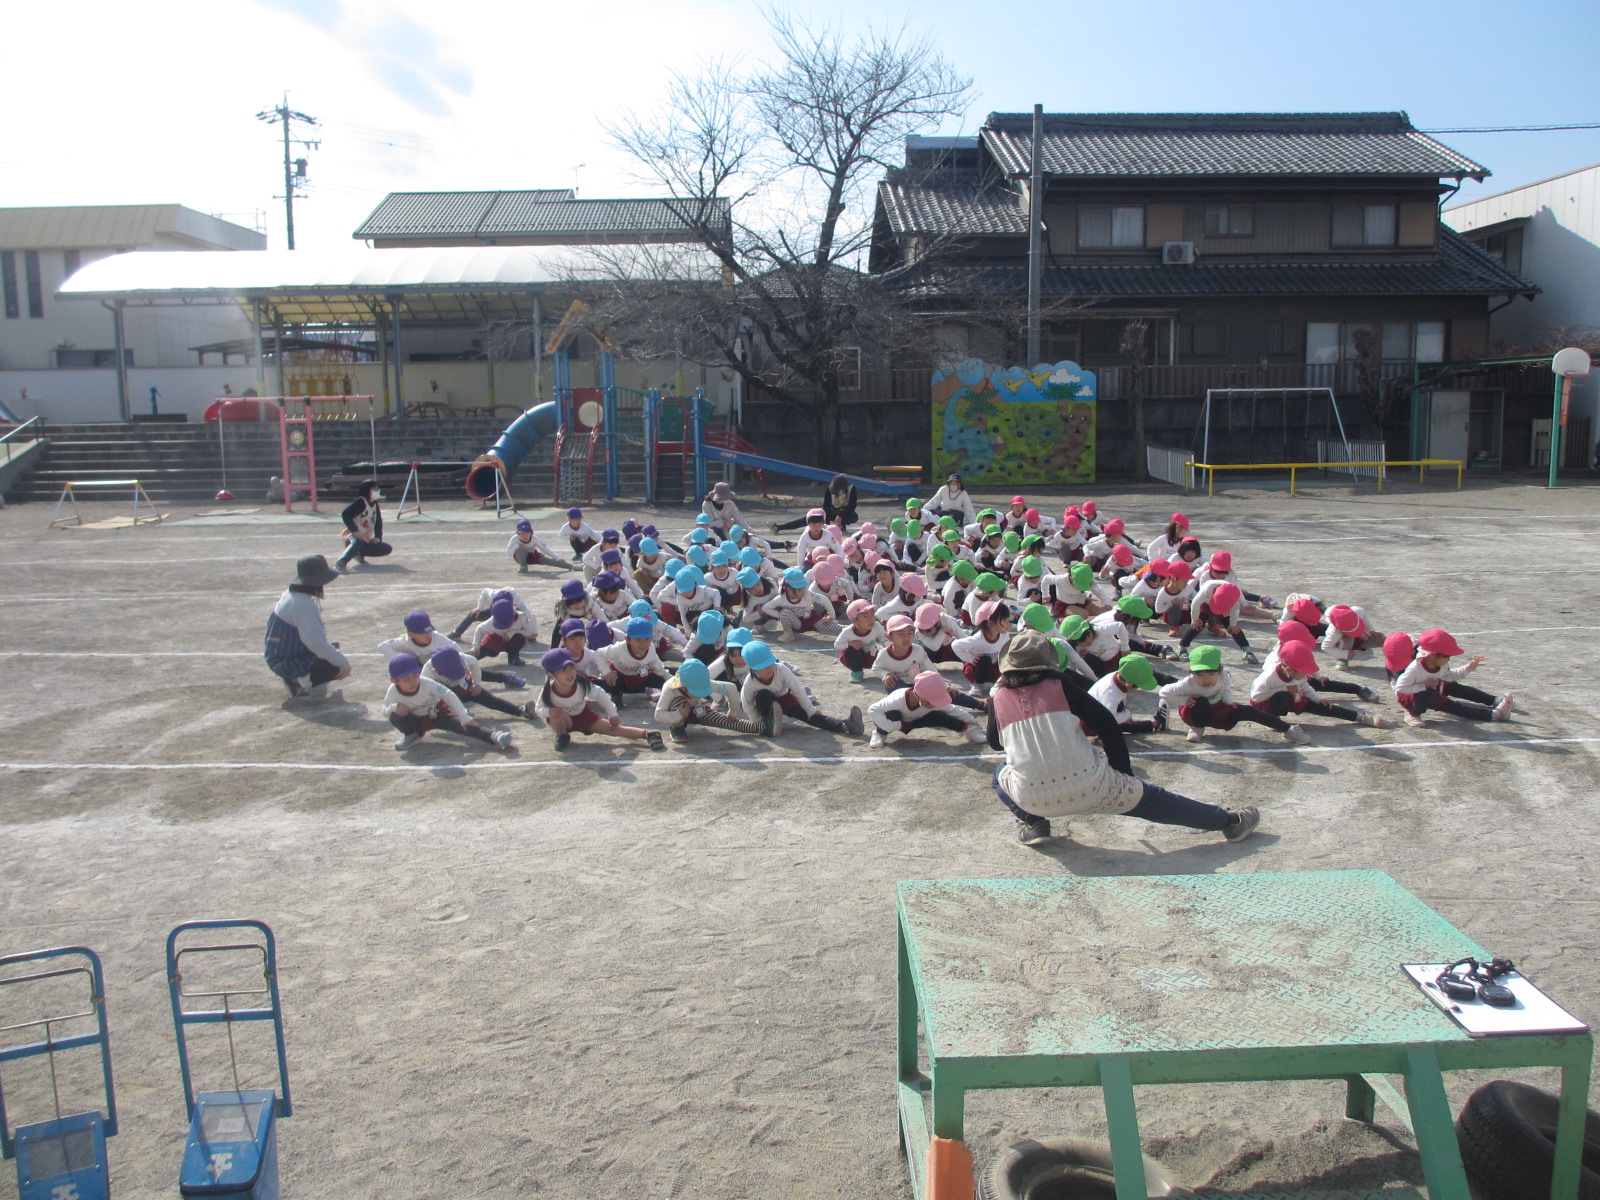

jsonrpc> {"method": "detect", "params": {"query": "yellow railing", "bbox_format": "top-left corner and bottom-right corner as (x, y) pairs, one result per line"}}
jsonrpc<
(1184, 459), (1465, 497)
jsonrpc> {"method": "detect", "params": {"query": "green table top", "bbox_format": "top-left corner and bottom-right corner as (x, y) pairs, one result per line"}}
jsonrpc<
(898, 871), (1488, 1061)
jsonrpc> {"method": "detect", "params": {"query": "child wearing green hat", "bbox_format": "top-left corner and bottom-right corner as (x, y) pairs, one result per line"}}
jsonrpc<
(655, 659), (759, 741)
(1159, 645), (1300, 743)
(1089, 654), (1167, 734)
(738, 640), (864, 737)
(941, 559), (982, 623)
(1042, 561), (1111, 620)
(1020, 603), (1097, 681)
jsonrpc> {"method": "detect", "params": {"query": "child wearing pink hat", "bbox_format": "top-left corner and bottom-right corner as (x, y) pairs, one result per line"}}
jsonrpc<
(867, 671), (985, 748)
(793, 509), (843, 561)
(867, 559), (901, 608)
(952, 601), (1012, 696)
(1320, 604), (1386, 670)
(806, 559), (857, 615)
(914, 601), (963, 663)
(1249, 641), (1393, 731)
(534, 647), (664, 751)
(1277, 594), (1330, 639)
(385, 652), (513, 751)
(1392, 629), (1511, 726)
(875, 571), (929, 623)
(834, 599), (887, 681)
(873, 614), (938, 692)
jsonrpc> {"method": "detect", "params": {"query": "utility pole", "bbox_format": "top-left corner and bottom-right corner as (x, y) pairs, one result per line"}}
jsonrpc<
(256, 95), (319, 249)
(1025, 103), (1044, 366)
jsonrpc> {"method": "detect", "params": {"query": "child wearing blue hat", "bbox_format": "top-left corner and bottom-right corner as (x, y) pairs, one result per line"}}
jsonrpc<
(738, 640), (864, 737)
(684, 609), (729, 665)
(385, 652), (513, 751)
(601, 617), (672, 702)
(561, 508), (599, 561)
(704, 546), (743, 608)
(660, 567), (717, 632)
(424, 646), (536, 720)
(470, 597), (540, 666)
(508, 519), (558, 573)
(534, 647), (664, 751)
(655, 659), (759, 741)
(611, 597), (688, 659)
(754, 567), (842, 642)
(631, 537), (671, 592)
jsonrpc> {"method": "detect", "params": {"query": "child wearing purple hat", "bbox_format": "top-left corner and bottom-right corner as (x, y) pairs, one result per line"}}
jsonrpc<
(601, 617), (672, 703)
(424, 646), (537, 720)
(550, 579), (603, 644)
(534, 647), (664, 751)
(378, 609), (451, 661)
(508, 519), (558, 573)
(447, 587), (531, 644)
(557, 619), (611, 682)
(384, 652), (513, 751)
(589, 569), (638, 621)
(471, 597), (540, 666)
(582, 528), (625, 581)
(561, 508), (599, 561)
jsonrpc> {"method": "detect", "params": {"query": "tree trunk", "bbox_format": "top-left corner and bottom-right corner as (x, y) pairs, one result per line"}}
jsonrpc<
(1130, 391), (1149, 482)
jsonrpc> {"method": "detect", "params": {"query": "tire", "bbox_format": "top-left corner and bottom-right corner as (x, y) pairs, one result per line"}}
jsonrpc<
(1455, 1080), (1600, 1200)
(981, 1136), (1185, 1200)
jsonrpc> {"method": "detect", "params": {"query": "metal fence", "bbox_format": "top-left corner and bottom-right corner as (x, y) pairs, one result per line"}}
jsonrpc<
(1146, 444), (1195, 488)
(1315, 438), (1386, 480)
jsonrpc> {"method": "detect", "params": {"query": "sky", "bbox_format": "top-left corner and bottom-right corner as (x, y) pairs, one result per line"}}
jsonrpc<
(4, 0), (1597, 251)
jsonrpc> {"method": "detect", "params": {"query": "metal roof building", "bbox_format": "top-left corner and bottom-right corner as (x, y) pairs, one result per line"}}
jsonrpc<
(353, 190), (732, 248)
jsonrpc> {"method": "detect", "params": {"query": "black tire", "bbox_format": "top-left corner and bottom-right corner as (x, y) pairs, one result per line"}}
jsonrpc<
(1455, 1080), (1600, 1200)
(981, 1137), (1184, 1200)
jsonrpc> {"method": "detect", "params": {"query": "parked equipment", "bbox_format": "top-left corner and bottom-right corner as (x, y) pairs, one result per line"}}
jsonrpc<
(167, 920), (293, 1200)
(0, 946), (119, 1200)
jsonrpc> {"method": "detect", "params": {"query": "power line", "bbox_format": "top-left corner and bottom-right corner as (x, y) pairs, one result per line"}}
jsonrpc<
(256, 95), (320, 249)
(1420, 122), (1600, 133)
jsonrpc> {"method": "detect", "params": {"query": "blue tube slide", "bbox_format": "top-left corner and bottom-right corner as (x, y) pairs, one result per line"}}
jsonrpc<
(466, 402), (559, 499)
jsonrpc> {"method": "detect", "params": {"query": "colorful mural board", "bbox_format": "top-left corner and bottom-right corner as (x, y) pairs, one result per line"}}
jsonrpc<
(931, 359), (1097, 486)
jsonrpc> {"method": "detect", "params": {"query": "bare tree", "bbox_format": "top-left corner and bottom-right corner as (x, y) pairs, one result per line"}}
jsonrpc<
(592, 9), (972, 466)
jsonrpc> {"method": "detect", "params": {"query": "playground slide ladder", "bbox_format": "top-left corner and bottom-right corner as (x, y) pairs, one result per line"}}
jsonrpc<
(553, 428), (600, 507)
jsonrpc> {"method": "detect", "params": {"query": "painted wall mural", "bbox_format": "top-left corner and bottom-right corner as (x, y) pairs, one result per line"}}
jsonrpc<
(931, 359), (1097, 485)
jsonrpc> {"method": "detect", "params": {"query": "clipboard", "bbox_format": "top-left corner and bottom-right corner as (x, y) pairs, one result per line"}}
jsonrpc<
(1404, 964), (1589, 1037)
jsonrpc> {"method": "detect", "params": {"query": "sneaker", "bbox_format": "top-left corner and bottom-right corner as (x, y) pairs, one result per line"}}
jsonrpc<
(845, 706), (864, 736)
(1284, 724), (1312, 744)
(1015, 815), (1053, 846)
(394, 733), (421, 750)
(1357, 686), (1378, 702)
(1492, 695), (1513, 722)
(490, 729), (514, 750)
(778, 630), (796, 643)
(506, 655), (524, 667)
(334, 560), (349, 573)
(1358, 712), (1395, 729)
(1223, 806), (1261, 842)
(964, 724), (987, 744)
(285, 679), (309, 699)
(1152, 704), (1169, 733)
(1241, 649), (1260, 666)
(645, 731), (665, 750)
(447, 631), (467, 644)
(1403, 712), (1428, 728)
(1258, 595), (1277, 609)
(553, 732), (572, 751)
(668, 723), (689, 743)
(868, 729), (886, 748)
(1498, 692), (1515, 712)
(1333, 659), (1350, 671)
(500, 674), (527, 689)
(1186, 727), (1203, 743)
(849, 669), (865, 682)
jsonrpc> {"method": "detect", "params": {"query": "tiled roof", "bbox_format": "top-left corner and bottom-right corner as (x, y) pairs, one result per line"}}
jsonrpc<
(877, 182), (1026, 235)
(980, 112), (1486, 180)
(353, 191), (729, 241)
(892, 228), (1536, 299)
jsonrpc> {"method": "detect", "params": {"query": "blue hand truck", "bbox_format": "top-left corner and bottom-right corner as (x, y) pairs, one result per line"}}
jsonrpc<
(0, 946), (119, 1200)
(166, 921), (292, 1200)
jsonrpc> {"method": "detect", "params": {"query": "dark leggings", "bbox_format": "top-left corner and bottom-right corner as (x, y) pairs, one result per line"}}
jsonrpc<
(274, 656), (342, 694)
(752, 689), (848, 734)
(904, 711), (969, 733)
(1313, 675), (1365, 697)
(992, 768), (1232, 833)
(1179, 625), (1252, 651)
(1181, 697), (1289, 733)
(450, 685), (522, 717)
(388, 711), (494, 744)
(840, 646), (874, 671)
(452, 608), (488, 638)
(1257, 692), (1359, 723)
(1400, 681), (1497, 721)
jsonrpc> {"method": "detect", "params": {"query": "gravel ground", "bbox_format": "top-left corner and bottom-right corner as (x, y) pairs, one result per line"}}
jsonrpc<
(1, 476), (1597, 1198)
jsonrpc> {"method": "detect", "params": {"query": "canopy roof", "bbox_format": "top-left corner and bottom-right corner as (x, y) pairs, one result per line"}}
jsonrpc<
(56, 245), (589, 327)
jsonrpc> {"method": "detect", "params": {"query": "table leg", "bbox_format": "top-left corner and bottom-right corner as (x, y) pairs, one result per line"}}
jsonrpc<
(898, 923), (918, 1081)
(1344, 1073), (1376, 1123)
(1099, 1056), (1149, 1200)
(1403, 1045), (1471, 1200)
(1550, 1055), (1593, 1200)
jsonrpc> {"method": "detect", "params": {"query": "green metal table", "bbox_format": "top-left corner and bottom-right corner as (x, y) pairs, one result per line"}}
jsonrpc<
(896, 871), (1592, 1200)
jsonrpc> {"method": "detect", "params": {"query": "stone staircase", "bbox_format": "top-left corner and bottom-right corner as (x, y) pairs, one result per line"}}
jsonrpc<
(7, 419), (657, 505)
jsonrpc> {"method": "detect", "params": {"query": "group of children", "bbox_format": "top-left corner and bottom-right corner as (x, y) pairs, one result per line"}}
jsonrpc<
(340, 486), (1510, 788)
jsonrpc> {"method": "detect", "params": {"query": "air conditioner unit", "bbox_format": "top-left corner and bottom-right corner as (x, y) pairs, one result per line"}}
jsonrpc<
(1162, 241), (1196, 265)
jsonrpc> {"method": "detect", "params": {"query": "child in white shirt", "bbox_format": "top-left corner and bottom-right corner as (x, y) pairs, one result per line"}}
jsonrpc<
(834, 599), (886, 681)
(560, 507), (599, 561)
(1087, 653), (1165, 734)
(601, 617), (672, 704)
(952, 601), (1011, 695)
(508, 519), (558, 572)
(656, 658), (758, 741)
(873, 615), (937, 692)
(385, 653), (512, 751)
(1392, 628), (1511, 727)
(471, 598), (540, 666)
(739, 640), (863, 737)
(1157, 644), (1303, 744)
(867, 671), (984, 748)
(534, 648), (663, 751)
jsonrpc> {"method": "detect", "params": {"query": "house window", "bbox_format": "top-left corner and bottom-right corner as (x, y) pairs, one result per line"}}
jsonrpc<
(1305, 322), (1341, 365)
(23, 250), (43, 318)
(1, 252), (18, 319)
(55, 348), (134, 368)
(1415, 322), (1445, 363)
(64, 249), (81, 277)
(1178, 322), (1227, 357)
(1204, 205), (1254, 236)
(1305, 321), (1445, 364)
(1331, 204), (1398, 247)
(1078, 206), (1144, 249)
(1266, 322), (1304, 356)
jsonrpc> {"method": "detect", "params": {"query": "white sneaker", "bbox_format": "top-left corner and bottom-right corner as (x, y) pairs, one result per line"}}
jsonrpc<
(868, 730), (885, 748)
(1358, 712), (1395, 729)
(1492, 695), (1513, 722)
(394, 733), (421, 750)
(1185, 727), (1203, 743)
(1284, 724), (1312, 744)
(491, 729), (513, 749)
(1403, 712), (1427, 728)
(779, 630), (796, 643)
(964, 725), (986, 744)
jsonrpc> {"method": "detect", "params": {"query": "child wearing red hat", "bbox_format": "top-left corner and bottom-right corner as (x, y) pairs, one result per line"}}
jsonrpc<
(1383, 631), (1416, 684)
(1278, 594), (1329, 639)
(1082, 519), (1144, 573)
(867, 671), (985, 748)
(1193, 550), (1276, 618)
(534, 647), (664, 751)
(1000, 495), (1031, 534)
(1047, 513), (1087, 564)
(1178, 579), (1261, 665)
(1145, 513), (1192, 562)
(1153, 561), (1197, 633)
(1250, 641), (1393, 731)
(1320, 604), (1386, 670)
(1392, 629), (1511, 726)
(1275, 621), (1378, 701)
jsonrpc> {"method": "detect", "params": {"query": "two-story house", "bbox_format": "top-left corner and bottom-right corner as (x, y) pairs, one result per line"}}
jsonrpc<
(868, 112), (1536, 470)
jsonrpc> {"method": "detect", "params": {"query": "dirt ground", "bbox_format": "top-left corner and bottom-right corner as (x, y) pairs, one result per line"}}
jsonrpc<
(2, 476), (1598, 1199)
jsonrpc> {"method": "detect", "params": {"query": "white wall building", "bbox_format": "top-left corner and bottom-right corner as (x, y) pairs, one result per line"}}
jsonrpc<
(1445, 163), (1600, 427)
(0, 205), (265, 422)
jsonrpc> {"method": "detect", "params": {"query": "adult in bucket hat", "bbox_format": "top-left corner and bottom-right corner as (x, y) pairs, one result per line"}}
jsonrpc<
(987, 631), (1260, 847)
(263, 555), (351, 699)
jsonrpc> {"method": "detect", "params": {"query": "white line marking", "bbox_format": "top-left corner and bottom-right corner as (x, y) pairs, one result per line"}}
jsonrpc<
(2, 735), (1594, 775)
(1453, 626), (1600, 638)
